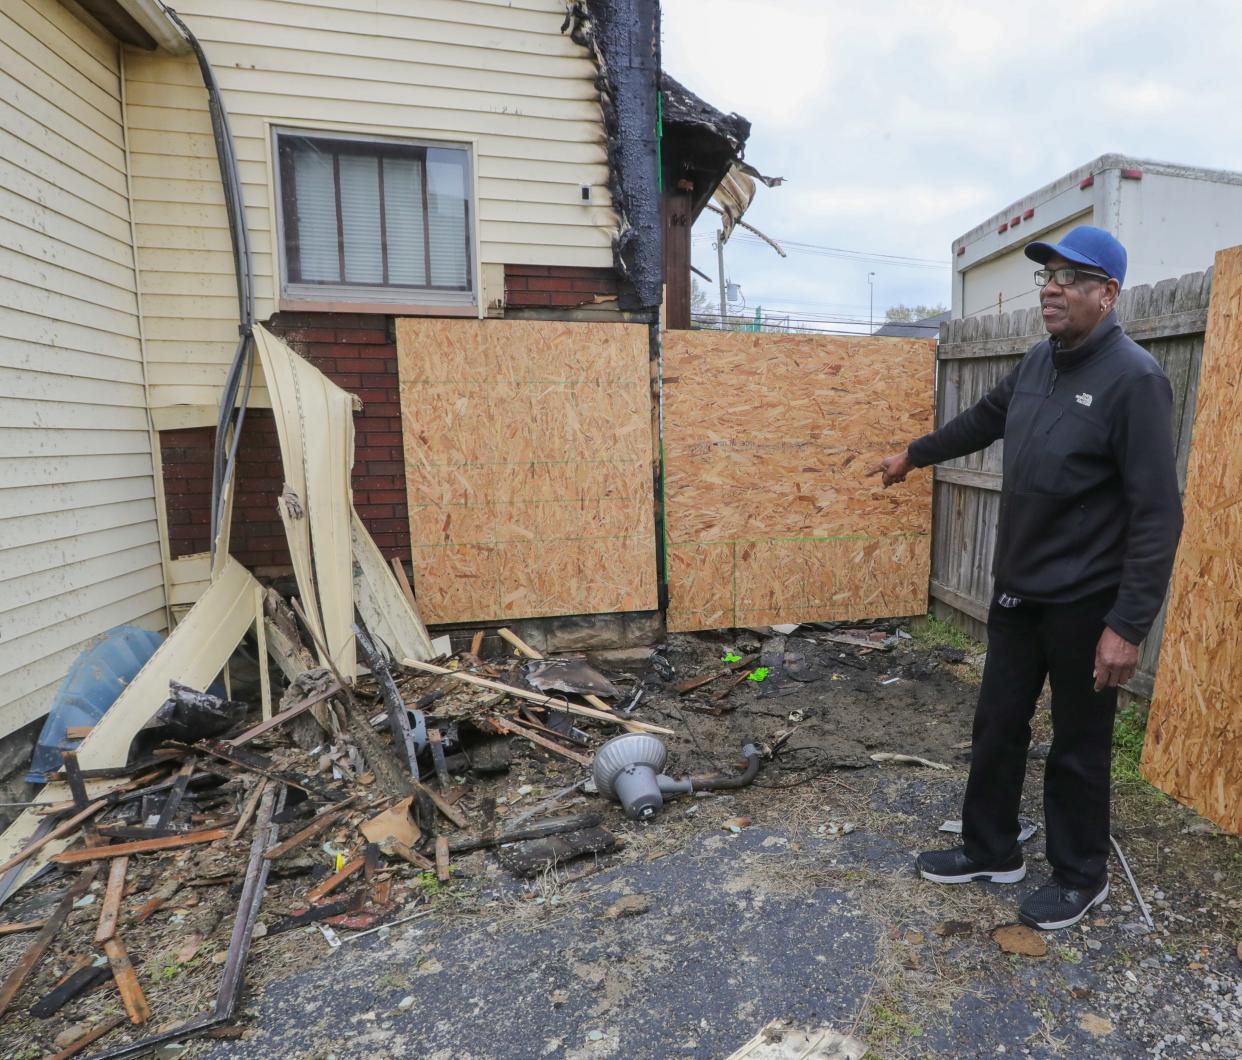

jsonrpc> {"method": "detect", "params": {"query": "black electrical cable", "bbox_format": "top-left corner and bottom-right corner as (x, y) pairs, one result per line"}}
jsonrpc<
(165, 9), (256, 566)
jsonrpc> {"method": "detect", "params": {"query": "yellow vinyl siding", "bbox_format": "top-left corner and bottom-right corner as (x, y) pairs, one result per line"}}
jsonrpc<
(0, 0), (165, 738)
(126, 0), (614, 410)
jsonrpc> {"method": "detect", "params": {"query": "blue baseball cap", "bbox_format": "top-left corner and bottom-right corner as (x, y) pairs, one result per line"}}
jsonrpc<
(1024, 225), (1127, 287)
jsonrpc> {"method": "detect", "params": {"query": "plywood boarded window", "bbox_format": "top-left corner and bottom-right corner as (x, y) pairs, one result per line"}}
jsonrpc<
(662, 331), (935, 631)
(396, 319), (657, 623)
(275, 130), (474, 307)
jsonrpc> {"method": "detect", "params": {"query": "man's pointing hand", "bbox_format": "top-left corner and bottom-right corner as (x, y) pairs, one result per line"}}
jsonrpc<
(868, 451), (915, 488)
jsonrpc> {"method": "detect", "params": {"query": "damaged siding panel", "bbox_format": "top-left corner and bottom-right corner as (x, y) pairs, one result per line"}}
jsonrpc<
(126, 0), (614, 409)
(0, 0), (165, 740)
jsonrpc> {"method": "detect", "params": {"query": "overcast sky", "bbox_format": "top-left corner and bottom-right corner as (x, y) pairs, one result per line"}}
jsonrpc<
(660, 0), (1242, 332)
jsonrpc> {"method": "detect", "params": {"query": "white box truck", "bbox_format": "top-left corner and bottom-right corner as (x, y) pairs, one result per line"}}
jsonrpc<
(951, 154), (1242, 319)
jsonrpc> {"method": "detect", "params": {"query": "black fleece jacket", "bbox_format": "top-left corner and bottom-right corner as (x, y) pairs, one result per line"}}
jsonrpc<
(907, 311), (1183, 643)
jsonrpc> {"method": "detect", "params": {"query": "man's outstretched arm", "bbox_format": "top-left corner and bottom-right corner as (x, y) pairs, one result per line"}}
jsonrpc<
(868, 365), (1017, 487)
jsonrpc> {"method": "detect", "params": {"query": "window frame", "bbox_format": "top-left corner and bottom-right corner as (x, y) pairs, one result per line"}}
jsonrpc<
(271, 126), (477, 312)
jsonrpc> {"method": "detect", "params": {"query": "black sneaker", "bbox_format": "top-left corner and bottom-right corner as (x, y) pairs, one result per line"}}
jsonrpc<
(1019, 879), (1109, 930)
(915, 846), (1026, 884)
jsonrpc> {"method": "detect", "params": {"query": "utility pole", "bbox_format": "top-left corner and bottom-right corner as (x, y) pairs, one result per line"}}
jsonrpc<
(867, 271), (876, 335)
(717, 230), (728, 328)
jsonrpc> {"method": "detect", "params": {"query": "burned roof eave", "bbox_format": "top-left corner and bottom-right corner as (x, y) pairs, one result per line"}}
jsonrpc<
(660, 74), (757, 221)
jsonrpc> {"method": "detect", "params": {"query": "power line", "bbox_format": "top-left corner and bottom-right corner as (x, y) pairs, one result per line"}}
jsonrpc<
(692, 232), (949, 270)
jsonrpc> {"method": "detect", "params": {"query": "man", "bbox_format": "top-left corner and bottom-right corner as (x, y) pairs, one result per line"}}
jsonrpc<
(870, 225), (1183, 930)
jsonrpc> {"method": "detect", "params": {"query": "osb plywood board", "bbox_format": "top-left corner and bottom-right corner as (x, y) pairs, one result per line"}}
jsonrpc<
(1144, 245), (1242, 836)
(662, 330), (934, 632)
(396, 318), (656, 623)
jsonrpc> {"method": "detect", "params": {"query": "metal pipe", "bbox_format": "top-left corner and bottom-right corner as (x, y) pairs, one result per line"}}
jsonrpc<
(688, 744), (762, 791)
(1110, 834), (1155, 930)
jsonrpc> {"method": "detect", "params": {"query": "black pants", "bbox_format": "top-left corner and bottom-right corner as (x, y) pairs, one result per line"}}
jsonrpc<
(962, 587), (1119, 889)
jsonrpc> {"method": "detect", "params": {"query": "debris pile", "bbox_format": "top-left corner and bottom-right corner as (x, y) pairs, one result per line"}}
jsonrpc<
(0, 605), (682, 1057)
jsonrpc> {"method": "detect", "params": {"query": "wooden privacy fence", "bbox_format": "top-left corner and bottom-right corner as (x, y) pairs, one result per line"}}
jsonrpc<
(931, 267), (1212, 699)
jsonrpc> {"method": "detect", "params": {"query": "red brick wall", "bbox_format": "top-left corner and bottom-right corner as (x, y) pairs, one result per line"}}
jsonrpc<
(160, 313), (409, 572)
(504, 264), (618, 308)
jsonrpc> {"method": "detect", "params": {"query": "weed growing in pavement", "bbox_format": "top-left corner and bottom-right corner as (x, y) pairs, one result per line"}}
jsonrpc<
(861, 994), (922, 1055)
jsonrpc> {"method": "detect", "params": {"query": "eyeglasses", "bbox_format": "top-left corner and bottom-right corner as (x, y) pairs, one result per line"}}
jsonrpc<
(1034, 267), (1111, 287)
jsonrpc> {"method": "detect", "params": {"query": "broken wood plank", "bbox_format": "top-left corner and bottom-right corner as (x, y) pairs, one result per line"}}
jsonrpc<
(306, 855), (364, 903)
(414, 779), (468, 830)
(0, 798), (107, 876)
(0, 867), (97, 1017)
(516, 706), (591, 746)
(496, 827), (617, 878)
(380, 839), (435, 871)
(264, 798), (355, 860)
(0, 919), (46, 936)
(400, 658), (673, 734)
(31, 962), (113, 1019)
(711, 669), (754, 703)
(822, 632), (891, 652)
(497, 626), (540, 660)
(52, 827), (229, 864)
(428, 728), (451, 789)
(435, 836), (450, 882)
(104, 935), (151, 1024)
(61, 752), (89, 810)
(449, 813), (604, 855)
(230, 780), (268, 841)
(345, 702), (417, 798)
(132, 876), (181, 924)
(491, 716), (593, 767)
(672, 654), (760, 694)
(343, 703), (466, 829)
(48, 1015), (125, 1059)
(266, 899), (350, 936)
(225, 683), (342, 748)
(96, 824), (186, 842)
(217, 781), (283, 1020)
(253, 585), (272, 721)
(470, 629), (485, 657)
(363, 841), (382, 879)
(390, 556), (419, 614)
(95, 855), (129, 943)
(870, 752), (950, 771)
(194, 741), (337, 799)
(155, 756), (196, 830)
(356, 624), (420, 780)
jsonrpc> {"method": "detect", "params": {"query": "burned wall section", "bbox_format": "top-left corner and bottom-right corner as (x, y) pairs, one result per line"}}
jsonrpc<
(161, 312), (408, 571)
(564, 0), (662, 311)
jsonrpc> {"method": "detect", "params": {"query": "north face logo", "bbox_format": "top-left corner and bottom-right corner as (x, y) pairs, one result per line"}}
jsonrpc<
(1076, 393), (1093, 407)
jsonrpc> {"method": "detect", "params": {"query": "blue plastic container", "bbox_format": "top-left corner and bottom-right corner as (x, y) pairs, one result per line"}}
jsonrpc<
(27, 625), (167, 783)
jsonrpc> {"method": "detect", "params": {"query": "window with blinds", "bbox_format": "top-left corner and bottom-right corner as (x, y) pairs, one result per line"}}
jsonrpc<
(275, 131), (474, 304)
